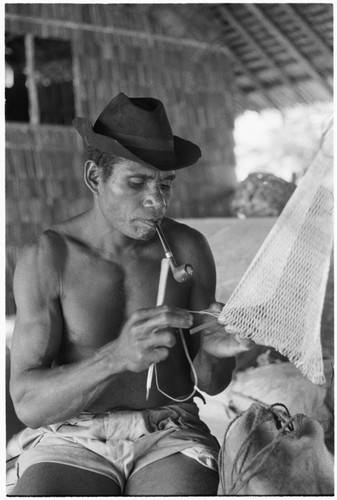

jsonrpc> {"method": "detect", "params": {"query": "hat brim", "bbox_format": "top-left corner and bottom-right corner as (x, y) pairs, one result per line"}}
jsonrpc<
(73, 117), (201, 171)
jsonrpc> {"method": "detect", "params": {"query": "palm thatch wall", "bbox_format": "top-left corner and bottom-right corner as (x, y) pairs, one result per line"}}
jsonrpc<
(6, 4), (237, 314)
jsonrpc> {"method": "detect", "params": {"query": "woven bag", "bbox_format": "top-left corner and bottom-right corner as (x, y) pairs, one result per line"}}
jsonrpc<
(218, 402), (334, 495)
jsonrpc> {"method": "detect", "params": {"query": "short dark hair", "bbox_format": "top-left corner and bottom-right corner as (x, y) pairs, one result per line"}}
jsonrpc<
(85, 146), (121, 183)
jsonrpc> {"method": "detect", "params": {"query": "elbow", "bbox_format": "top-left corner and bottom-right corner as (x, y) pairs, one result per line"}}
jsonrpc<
(198, 378), (231, 396)
(14, 405), (43, 429)
(197, 356), (236, 396)
(202, 378), (232, 396)
(10, 384), (43, 429)
(13, 400), (45, 429)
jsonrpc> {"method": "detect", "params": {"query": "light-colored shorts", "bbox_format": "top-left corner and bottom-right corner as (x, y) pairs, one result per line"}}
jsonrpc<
(14, 402), (219, 490)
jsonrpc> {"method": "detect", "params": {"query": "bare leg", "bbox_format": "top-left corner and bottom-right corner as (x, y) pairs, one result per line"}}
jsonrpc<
(10, 463), (121, 496)
(125, 453), (219, 496)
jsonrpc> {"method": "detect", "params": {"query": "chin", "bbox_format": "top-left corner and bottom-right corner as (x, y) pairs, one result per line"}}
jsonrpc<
(130, 226), (155, 241)
(139, 230), (156, 241)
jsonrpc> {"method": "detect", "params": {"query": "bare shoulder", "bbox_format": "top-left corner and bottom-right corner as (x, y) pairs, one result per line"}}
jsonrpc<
(16, 229), (66, 270)
(15, 209), (89, 274)
(14, 229), (67, 297)
(162, 218), (212, 257)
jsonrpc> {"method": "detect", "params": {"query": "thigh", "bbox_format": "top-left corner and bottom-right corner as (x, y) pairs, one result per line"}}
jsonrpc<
(125, 453), (219, 496)
(10, 462), (121, 496)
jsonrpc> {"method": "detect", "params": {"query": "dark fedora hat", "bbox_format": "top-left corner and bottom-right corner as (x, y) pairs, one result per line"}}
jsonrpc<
(73, 93), (201, 171)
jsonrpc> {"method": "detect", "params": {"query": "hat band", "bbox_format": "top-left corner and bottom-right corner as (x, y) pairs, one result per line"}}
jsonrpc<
(110, 131), (174, 152)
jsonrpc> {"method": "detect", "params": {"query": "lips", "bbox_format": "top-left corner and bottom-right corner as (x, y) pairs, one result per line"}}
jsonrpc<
(140, 218), (160, 229)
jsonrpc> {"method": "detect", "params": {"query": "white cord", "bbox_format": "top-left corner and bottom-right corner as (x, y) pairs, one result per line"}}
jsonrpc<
(189, 309), (221, 318)
(154, 327), (198, 402)
(146, 273), (217, 401)
(152, 310), (220, 401)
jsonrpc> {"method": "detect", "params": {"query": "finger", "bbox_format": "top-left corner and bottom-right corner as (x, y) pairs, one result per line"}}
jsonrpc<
(129, 306), (192, 328)
(138, 310), (193, 332)
(190, 319), (217, 335)
(225, 324), (241, 335)
(204, 320), (223, 334)
(147, 330), (177, 349)
(150, 346), (170, 364)
(132, 305), (190, 320)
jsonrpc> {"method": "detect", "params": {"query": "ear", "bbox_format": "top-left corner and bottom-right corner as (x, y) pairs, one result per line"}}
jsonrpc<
(84, 161), (100, 195)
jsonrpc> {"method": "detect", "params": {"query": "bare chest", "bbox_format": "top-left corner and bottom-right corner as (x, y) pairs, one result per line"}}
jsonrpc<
(59, 246), (190, 351)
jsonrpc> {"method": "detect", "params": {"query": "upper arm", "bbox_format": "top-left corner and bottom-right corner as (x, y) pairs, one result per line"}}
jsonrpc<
(171, 223), (217, 355)
(10, 233), (64, 392)
(178, 226), (216, 311)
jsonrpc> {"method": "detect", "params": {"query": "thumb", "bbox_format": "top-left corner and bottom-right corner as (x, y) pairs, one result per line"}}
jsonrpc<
(235, 334), (256, 350)
(225, 324), (241, 335)
(208, 301), (224, 314)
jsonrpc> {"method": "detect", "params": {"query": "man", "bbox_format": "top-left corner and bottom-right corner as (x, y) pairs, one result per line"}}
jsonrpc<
(9, 93), (252, 495)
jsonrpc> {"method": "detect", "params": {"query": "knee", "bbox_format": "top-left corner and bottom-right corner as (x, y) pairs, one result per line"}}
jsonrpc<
(11, 464), (59, 496)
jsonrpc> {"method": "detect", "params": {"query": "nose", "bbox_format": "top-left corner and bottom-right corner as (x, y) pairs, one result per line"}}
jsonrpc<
(143, 186), (167, 210)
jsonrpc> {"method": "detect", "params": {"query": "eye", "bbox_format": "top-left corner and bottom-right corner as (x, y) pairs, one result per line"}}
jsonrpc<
(160, 180), (172, 190)
(129, 178), (145, 187)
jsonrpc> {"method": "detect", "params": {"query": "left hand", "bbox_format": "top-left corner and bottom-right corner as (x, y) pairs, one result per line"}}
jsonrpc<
(198, 302), (255, 358)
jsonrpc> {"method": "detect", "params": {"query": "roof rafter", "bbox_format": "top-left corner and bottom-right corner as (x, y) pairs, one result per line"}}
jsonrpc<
(225, 45), (281, 110)
(245, 4), (332, 96)
(216, 4), (310, 105)
(190, 4), (282, 110)
(5, 11), (228, 54)
(281, 4), (333, 59)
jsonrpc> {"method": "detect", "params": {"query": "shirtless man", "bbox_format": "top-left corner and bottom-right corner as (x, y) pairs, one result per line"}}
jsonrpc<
(9, 93), (252, 496)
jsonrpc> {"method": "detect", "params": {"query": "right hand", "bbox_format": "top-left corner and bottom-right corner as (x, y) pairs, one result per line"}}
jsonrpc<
(197, 302), (255, 359)
(113, 305), (193, 372)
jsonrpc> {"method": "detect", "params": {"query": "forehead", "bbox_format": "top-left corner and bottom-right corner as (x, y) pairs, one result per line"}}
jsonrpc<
(113, 159), (176, 179)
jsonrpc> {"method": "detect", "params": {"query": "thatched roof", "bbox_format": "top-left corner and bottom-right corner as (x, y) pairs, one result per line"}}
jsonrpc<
(6, 3), (332, 114)
(149, 3), (333, 113)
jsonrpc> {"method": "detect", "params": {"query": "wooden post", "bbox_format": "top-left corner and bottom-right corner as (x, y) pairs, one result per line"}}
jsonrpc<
(25, 33), (39, 126)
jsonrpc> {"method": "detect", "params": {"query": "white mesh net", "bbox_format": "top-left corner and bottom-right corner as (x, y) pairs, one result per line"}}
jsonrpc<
(218, 121), (333, 385)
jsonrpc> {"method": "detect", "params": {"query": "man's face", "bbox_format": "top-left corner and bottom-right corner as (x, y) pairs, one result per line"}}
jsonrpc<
(97, 159), (176, 240)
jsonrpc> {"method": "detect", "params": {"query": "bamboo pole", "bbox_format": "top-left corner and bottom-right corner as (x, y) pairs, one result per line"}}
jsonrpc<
(25, 33), (39, 126)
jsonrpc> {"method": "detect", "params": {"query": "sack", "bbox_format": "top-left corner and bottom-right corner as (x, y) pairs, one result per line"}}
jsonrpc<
(218, 402), (334, 495)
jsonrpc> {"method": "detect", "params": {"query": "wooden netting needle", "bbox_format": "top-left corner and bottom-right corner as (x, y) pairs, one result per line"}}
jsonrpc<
(146, 258), (170, 400)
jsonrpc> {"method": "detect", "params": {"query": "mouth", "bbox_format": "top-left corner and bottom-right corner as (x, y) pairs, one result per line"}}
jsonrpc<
(140, 218), (161, 229)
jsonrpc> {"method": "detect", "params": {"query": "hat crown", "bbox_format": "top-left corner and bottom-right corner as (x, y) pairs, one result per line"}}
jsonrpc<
(93, 93), (173, 141)
(73, 92), (201, 170)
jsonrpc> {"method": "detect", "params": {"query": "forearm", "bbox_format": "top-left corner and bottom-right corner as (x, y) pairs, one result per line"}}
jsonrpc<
(10, 341), (125, 428)
(193, 348), (236, 395)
